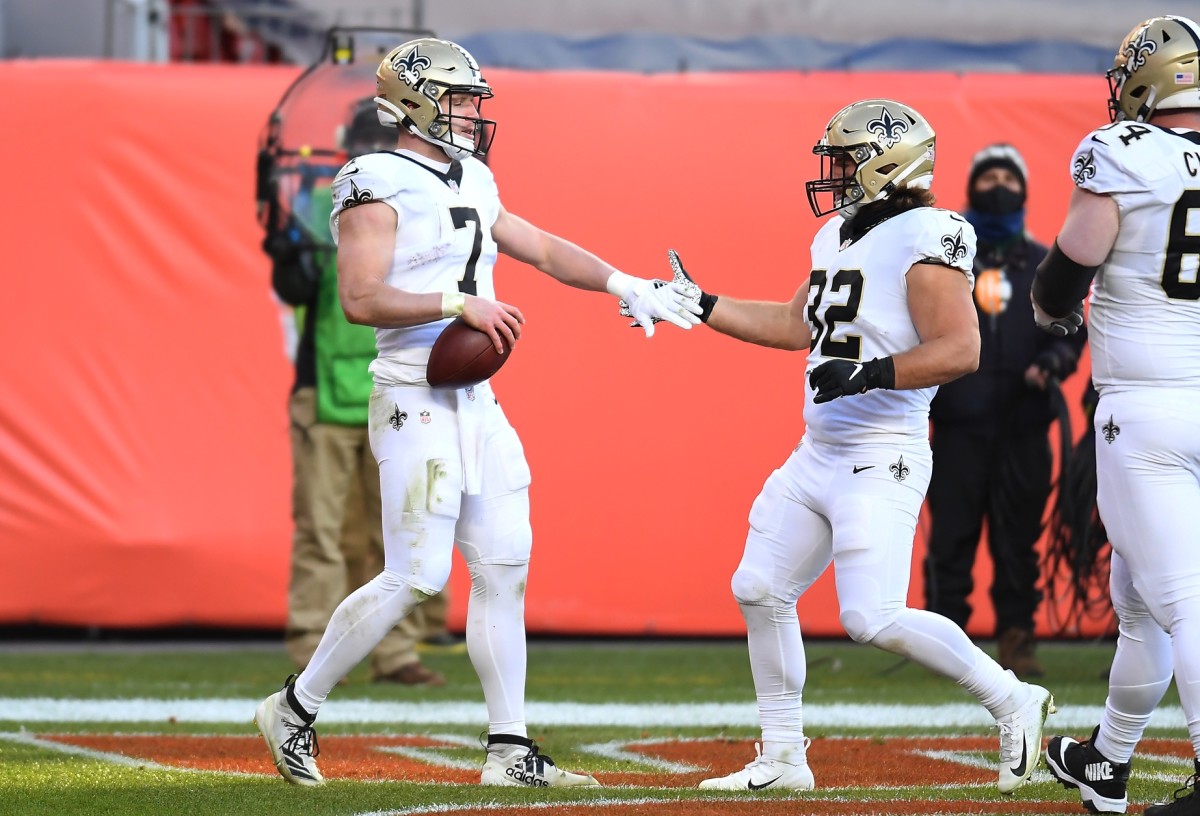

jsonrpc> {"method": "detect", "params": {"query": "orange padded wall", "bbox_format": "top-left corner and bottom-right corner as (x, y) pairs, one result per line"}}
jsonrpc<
(0, 62), (1102, 636)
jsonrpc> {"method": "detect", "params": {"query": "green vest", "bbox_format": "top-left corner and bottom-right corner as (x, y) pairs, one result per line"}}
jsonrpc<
(309, 185), (377, 425)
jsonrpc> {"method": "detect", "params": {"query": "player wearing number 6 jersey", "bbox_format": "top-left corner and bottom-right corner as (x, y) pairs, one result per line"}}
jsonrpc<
(254, 37), (701, 790)
(664, 99), (1055, 795)
(1036, 16), (1200, 816)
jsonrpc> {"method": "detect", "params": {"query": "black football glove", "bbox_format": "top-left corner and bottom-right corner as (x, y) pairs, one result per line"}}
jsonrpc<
(1031, 296), (1084, 337)
(809, 357), (896, 404)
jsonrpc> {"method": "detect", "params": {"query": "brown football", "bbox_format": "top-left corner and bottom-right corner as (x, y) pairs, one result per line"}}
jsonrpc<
(426, 316), (513, 389)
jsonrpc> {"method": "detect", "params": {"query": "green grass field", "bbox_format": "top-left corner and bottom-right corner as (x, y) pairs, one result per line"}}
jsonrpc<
(0, 638), (1193, 815)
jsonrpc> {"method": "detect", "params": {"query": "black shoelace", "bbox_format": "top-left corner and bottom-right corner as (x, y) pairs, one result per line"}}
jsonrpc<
(281, 717), (320, 758)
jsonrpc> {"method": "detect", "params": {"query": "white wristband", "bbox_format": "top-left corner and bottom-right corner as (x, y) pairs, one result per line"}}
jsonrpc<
(605, 270), (637, 298)
(441, 291), (466, 318)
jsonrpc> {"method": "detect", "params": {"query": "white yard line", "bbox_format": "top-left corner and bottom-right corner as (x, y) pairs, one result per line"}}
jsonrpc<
(0, 698), (1187, 729)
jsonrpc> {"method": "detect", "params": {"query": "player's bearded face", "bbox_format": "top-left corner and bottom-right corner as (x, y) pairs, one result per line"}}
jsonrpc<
(830, 155), (857, 207)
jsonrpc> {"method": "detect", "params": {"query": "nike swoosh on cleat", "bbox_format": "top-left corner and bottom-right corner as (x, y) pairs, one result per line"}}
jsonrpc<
(1011, 740), (1028, 778)
(748, 776), (782, 791)
(853, 465), (874, 473)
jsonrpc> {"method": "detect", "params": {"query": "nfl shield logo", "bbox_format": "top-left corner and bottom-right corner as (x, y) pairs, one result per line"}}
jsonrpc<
(448, 179), (459, 193)
(465, 386), (476, 401)
(420, 411), (431, 424)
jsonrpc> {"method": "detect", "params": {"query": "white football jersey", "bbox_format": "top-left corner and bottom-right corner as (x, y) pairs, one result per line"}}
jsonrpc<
(804, 207), (976, 443)
(329, 149), (501, 385)
(1070, 123), (1200, 393)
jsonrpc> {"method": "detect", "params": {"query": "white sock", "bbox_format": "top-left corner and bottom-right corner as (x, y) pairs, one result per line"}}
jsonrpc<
(740, 602), (807, 744)
(467, 561), (530, 738)
(293, 569), (427, 715)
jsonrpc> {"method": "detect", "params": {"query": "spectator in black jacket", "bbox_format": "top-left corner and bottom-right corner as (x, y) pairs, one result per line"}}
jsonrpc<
(923, 144), (1086, 679)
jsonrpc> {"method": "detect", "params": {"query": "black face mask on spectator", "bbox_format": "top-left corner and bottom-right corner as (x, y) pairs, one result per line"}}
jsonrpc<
(969, 184), (1025, 216)
(964, 150), (1028, 244)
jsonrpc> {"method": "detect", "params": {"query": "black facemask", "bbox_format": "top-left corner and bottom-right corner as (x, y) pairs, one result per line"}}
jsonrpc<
(968, 185), (1025, 216)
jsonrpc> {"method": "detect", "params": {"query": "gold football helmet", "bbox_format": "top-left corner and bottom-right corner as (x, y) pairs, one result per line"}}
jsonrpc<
(375, 38), (496, 159)
(1107, 16), (1200, 122)
(805, 99), (936, 219)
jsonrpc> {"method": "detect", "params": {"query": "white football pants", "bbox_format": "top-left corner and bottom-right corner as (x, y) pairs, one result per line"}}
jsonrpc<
(1095, 388), (1200, 758)
(732, 435), (1025, 745)
(294, 382), (534, 737)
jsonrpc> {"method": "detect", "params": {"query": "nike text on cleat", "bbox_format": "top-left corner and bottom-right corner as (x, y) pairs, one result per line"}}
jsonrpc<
(254, 674), (324, 787)
(997, 683), (1055, 794)
(480, 735), (600, 788)
(698, 742), (815, 792)
(1045, 726), (1130, 813)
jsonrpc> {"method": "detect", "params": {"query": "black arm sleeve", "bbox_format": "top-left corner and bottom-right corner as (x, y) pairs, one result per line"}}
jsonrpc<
(1031, 241), (1100, 317)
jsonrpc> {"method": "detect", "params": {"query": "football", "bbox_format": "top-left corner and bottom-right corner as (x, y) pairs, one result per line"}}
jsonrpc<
(426, 316), (513, 389)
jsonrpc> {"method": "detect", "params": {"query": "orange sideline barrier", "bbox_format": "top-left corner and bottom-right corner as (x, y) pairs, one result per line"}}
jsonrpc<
(1, 62), (1103, 636)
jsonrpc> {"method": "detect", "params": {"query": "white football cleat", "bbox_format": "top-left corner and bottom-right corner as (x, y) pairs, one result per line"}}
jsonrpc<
(254, 674), (324, 787)
(699, 742), (815, 791)
(997, 682), (1055, 794)
(480, 735), (600, 788)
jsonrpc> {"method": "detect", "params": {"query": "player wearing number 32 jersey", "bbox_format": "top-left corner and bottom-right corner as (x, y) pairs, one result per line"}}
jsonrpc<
(663, 98), (1056, 796)
(254, 37), (703, 791)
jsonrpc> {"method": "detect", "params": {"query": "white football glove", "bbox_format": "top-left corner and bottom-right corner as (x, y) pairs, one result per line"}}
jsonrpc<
(608, 273), (701, 337)
(616, 251), (704, 332)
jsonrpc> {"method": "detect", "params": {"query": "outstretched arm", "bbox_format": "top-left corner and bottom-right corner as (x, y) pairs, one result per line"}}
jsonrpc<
(491, 206), (700, 336)
(706, 287), (813, 351)
(660, 250), (812, 350)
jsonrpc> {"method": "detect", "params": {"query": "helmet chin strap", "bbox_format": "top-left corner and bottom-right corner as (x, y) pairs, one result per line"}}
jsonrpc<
(410, 126), (471, 160)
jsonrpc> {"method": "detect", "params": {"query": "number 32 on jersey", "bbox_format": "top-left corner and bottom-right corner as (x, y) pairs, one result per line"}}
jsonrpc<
(808, 269), (865, 359)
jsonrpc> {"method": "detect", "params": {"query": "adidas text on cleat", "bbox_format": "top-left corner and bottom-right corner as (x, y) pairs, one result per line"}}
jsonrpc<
(254, 674), (323, 787)
(1045, 726), (1130, 814)
(997, 683), (1056, 794)
(699, 742), (815, 792)
(480, 734), (600, 788)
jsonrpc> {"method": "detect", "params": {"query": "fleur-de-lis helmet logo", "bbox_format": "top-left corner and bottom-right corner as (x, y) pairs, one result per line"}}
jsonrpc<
(391, 45), (432, 88)
(941, 228), (968, 264)
(1124, 28), (1158, 72)
(1073, 150), (1097, 186)
(867, 107), (909, 149)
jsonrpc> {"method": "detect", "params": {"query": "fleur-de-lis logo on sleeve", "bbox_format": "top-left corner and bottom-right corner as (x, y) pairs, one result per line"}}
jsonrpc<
(391, 46), (432, 87)
(1102, 415), (1121, 444)
(889, 456), (910, 482)
(867, 107), (909, 148)
(342, 180), (374, 210)
(941, 228), (968, 264)
(1073, 150), (1097, 186)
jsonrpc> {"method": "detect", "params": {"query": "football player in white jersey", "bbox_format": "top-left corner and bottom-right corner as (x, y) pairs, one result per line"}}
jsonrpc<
(254, 37), (702, 789)
(1036, 16), (1200, 816)
(661, 99), (1054, 795)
